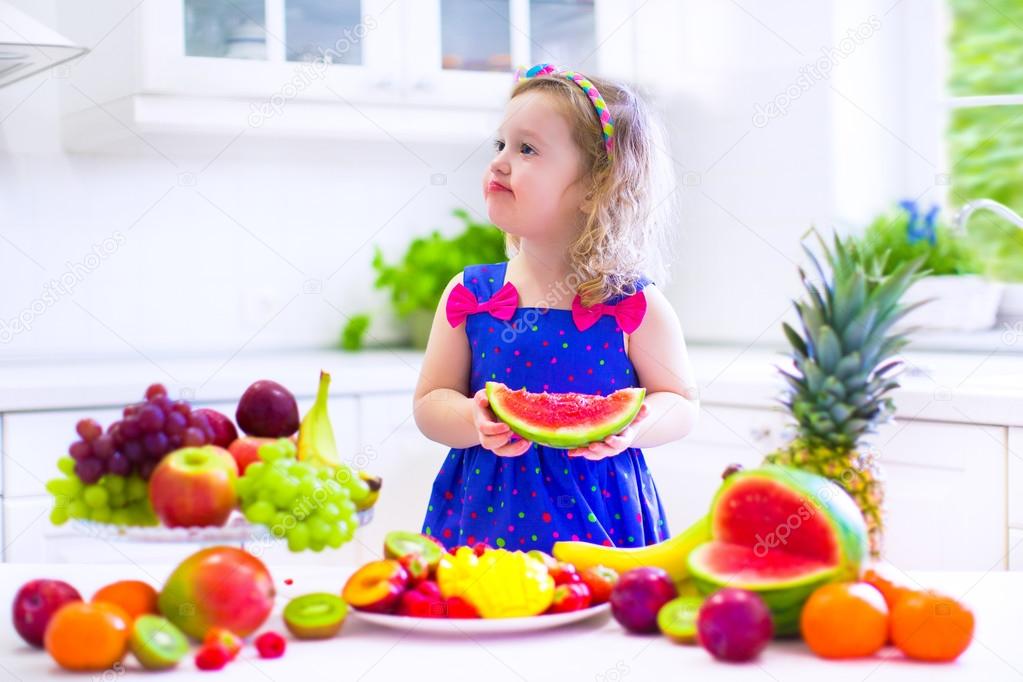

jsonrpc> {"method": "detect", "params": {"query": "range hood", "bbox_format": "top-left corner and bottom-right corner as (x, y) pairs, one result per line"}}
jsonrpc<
(0, 2), (87, 88)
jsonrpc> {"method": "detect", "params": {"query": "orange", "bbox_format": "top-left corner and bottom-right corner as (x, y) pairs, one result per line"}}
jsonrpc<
(862, 565), (914, 611)
(891, 590), (974, 662)
(44, 601), (130, 671)
(92, 580), (159, 621)
(800, 582), (889, 659)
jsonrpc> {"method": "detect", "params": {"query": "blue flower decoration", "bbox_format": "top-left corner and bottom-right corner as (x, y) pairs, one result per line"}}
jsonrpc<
(901, 199), (938, 246)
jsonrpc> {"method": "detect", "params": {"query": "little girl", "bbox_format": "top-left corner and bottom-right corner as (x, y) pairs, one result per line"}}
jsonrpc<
(413, 64), (699, 552)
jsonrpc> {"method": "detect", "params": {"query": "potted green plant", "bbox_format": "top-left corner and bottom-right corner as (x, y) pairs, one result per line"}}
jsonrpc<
(853, 200), (1003, 331)
(341, 209), (506, 350)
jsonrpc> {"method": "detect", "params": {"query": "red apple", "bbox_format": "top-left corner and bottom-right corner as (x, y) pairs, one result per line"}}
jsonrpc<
(227, 436), (277, 475)
(12, 579), (82, 647)
(192, 409), (238, 448)
(149, 446), (237, 528)
(158, 546), (274, 640)
(342, 560), (408, 614)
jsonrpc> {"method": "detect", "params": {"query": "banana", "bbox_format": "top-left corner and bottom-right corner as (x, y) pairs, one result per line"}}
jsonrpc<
(551, 514), (711, 583)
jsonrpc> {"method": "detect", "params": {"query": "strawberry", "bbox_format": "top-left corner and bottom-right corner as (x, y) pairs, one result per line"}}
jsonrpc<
(254, 631), (286, 659)
(195, 643), (231, 671)
(550, 562), (582, 585)
(398, 552), (429, 585)
(415, 580), (443, 601)
(203, 627), (241, 660)
(548, 583), (592, 614)
(445, 596), (481, 619)
(579, 565), (619, 605)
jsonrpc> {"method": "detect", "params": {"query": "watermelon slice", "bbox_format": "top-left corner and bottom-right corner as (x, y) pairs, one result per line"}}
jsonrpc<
(484, 382), (645, 449)
(687, 466), (868, 636)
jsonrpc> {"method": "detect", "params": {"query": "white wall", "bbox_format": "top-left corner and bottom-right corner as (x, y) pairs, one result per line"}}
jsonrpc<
(0, 1), (937, 362)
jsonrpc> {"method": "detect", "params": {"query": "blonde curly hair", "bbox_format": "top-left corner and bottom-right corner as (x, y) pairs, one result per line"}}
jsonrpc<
(505, 73), (677, 308)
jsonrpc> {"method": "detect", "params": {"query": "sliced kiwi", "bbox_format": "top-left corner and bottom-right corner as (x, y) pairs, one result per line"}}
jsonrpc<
(383, 530), (443, 567)
(130, 615), (189, 670)
(657, 596), (704, 644)
(283, 593), (348, 639)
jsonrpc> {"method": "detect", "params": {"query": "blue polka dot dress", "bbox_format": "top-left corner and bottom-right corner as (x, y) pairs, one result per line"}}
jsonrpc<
(420, 261), (671, 552)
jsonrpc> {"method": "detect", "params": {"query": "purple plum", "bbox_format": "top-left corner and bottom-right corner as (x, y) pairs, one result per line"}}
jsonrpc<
(697, 588), (773, 662)
(609, 567), (678, 633)
(235, 380), (299, 438)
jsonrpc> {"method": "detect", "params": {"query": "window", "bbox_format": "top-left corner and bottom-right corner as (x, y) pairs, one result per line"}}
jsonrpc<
(947, 0), (1023, 281)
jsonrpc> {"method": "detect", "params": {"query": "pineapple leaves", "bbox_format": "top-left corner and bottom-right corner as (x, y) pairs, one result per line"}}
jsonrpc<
(816, 325), (843, 373)
(782, 323), (808, 359)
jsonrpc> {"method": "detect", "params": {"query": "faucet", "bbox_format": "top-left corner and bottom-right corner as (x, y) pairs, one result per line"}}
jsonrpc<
(955, 199), (1023, 233)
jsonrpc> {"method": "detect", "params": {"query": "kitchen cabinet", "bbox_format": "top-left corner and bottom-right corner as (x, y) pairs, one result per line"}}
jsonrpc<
(355, 392), (449, 562)
(54, 0), (655, 151)
(1, 348), (1019, 572)
(873, 419), (1007, 571)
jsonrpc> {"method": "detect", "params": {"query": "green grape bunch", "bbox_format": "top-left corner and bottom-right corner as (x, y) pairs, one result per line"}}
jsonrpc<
(236, 438), (364, 552)
(46, 457), (158, 527)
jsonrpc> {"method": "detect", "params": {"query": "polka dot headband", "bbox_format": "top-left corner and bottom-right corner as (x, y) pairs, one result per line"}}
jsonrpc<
(514, 63), (615, 160)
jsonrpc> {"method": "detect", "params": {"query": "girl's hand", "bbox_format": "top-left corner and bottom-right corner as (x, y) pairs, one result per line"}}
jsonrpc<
(567, 403), (649, 461)
(472, 388), (531, 457)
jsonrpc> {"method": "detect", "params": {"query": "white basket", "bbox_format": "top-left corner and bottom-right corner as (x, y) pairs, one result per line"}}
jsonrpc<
(897, 275), (1005, 332)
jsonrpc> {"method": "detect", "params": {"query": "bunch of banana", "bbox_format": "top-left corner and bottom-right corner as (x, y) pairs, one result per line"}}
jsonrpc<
(552, 514), (710, 584)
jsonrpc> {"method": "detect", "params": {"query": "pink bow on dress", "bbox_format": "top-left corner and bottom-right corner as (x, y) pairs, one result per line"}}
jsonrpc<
(571, 290), (647, 333)
(446, 282), (519, 327)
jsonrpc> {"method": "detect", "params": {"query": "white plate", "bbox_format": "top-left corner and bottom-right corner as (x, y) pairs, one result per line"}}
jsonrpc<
(351, 602), (611, 635)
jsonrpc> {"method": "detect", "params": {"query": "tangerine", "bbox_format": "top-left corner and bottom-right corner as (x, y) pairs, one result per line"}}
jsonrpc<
(862, 565), (914, 611)
(44, 601), (130, 671)
(800, 582), (889, 659)
(92, 580), (159, 621)
(891, 590), (974, 662)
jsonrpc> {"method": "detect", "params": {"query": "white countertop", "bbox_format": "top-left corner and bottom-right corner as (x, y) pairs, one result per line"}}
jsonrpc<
(0, 344), (1020, 426)
(1, 561), (1020, 681)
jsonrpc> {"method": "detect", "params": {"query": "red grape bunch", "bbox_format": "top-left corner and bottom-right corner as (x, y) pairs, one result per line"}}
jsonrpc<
(68, 384), (215, 483)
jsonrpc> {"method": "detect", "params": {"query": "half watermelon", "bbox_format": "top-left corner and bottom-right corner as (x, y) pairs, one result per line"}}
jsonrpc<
(686, 466), (868, 636)
(484, 382), (645, 449)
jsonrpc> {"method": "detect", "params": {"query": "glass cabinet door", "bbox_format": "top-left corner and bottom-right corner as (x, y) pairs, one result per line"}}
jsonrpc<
(440, 0), (512, 72)
(529, 0), (596, 69)
(184, 0), (268, 60)
(285, 0), (364, 65)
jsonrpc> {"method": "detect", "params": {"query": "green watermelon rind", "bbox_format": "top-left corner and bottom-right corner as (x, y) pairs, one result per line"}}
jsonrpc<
(484, 382), (646, 449)
(687, 543), (841, 595)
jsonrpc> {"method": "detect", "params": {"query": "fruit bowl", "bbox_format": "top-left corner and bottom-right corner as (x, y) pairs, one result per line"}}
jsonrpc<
(49, 508), (373, 545)
(349, 602), (610, 635)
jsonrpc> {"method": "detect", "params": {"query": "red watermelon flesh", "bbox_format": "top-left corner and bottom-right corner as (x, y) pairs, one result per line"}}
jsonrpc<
(713, 475), (840, 564)
(687, 543), (836, 587)
(484, 381), (645, 448)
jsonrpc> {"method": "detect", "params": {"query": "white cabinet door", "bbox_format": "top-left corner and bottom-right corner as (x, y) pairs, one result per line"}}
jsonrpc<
(642, 404), (789, 537)
(1010, 529), (1023, 571)
(1010, 427), (1022, 530)
(356, 393), (448, 562)
(874, 420), (1007, 571)
(3, 408), (124, 499)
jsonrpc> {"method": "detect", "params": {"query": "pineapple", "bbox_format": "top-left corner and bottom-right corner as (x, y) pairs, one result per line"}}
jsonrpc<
(763, 230), (928, 557)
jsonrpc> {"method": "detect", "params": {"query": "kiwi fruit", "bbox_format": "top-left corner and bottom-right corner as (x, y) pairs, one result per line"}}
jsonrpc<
(383, 531), (443, 568)
(283, 593), (348, 639)
(130, 615), (189, 670)
(657, 596), (704, 644)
